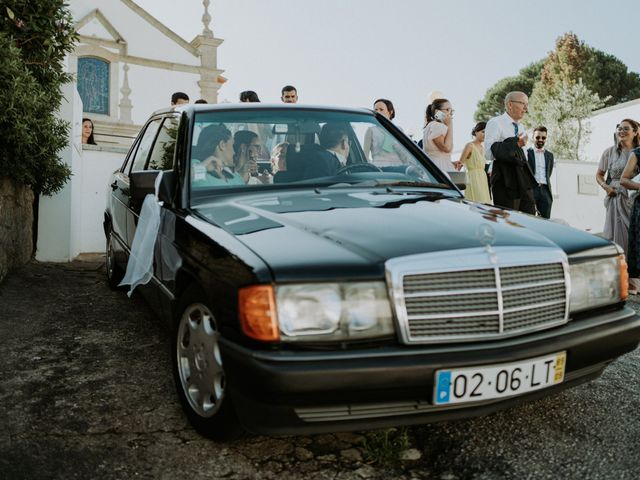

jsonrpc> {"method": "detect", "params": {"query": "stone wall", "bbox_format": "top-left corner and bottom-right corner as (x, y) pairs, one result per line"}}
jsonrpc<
(0, 178), (34, 283)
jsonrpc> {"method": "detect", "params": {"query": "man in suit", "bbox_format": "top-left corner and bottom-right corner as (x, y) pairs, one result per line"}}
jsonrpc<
(302, 122), (350, 179)
(484, 91), (537, 214)
(527, 126), (554, 218)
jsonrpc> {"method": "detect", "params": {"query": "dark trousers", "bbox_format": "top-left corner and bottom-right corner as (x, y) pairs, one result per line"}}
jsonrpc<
(492, 184), (536, 215)
(533, 184), (552, 219)
(533, 185), (553, 218)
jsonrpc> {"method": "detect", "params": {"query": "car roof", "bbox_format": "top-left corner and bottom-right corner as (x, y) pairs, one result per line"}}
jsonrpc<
(151, 103), (375, 117)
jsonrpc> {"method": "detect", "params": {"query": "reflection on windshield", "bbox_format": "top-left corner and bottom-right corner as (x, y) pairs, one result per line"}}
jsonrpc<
(190, 109), (446, 201)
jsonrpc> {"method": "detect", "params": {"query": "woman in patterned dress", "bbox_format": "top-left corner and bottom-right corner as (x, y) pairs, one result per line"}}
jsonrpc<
(599, 119), (640, 292)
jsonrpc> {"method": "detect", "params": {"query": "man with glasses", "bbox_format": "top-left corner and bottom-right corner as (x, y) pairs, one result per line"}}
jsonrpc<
(527, 126), (554, 218)
(484, 91), (537, 214)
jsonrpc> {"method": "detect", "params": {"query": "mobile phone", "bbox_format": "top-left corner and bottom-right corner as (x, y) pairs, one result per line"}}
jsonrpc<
(434, 110), (446, 122)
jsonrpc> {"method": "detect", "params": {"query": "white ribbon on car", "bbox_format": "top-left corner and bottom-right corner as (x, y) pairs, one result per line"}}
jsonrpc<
(119, 171), (164, 297)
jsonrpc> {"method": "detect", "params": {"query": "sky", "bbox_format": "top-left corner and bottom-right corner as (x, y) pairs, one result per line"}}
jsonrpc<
(136, 0), (638, 152)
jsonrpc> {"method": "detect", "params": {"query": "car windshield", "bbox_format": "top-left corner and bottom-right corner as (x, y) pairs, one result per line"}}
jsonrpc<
(189, 108), (452, 204)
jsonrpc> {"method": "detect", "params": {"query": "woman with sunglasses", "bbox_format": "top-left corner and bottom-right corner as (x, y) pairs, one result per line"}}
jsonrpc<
(598, 119), (640, 292)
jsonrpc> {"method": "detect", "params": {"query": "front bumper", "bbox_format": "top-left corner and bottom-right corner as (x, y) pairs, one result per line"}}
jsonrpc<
(220, 306), (640, 435)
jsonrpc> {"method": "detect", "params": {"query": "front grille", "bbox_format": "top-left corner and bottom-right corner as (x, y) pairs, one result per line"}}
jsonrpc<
(387, 247), (569, 344)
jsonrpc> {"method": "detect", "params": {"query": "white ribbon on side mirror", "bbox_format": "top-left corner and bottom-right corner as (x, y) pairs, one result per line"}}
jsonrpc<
(119, 171), (164, 297)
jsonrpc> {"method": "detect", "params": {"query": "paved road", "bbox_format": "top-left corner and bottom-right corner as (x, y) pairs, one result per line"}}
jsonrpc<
(1, 260), (639, 480)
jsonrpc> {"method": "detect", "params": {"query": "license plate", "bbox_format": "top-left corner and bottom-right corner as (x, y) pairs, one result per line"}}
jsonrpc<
(434, 351), (566, 405)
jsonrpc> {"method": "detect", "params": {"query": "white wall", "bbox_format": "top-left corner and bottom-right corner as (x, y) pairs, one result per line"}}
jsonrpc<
(78, 147), (128, 253)
(550, 160), (605, 233)
(583, 99), (640, 163)
(37, 83), (84, 262)
(37, 78), (127, 260)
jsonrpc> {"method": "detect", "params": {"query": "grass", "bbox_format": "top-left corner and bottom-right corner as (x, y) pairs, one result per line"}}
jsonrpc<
(362, 427), (411, 466)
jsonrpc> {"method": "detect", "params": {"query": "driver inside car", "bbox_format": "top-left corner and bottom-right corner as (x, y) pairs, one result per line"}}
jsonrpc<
(302, 122), (351, 179)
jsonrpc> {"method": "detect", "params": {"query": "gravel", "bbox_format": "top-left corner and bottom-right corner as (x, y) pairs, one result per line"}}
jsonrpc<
(0, 260), (638, 479)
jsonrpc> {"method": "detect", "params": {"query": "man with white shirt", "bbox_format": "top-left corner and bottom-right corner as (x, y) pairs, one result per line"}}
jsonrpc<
(527, 126), (554, 218)
(484, 91), (537, 214)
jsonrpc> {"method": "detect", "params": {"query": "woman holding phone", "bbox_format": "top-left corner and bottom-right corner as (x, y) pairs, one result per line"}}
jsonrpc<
(422, 98), (458, 174)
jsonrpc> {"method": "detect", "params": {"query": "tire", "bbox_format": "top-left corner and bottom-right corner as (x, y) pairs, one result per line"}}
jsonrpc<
(171, 285), (244, 440)
(106, 227), (124, 289)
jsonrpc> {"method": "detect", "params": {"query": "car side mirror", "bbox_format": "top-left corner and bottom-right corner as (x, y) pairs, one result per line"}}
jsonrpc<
(130, 170), (176, 210)
(157, 170), (175, 204)
(130, 171), (158, 211)
(448, 171), (467, 191)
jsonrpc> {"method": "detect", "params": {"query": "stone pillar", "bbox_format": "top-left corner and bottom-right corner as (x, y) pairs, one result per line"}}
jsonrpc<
(192, 0), (224, 103)
(194, 36), (224, 104)
(118, 63), (133, 124)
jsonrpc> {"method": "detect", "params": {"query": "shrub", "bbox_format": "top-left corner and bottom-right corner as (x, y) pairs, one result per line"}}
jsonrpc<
(0, 1), (77, 195)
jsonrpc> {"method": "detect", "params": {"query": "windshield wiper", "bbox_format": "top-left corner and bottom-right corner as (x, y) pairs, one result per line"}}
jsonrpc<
(373, 180), (453, 188)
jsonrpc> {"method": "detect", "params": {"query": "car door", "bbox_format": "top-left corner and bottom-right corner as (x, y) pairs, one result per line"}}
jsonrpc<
(126, 116), (178, 246)
(123, 118), (163, 247)
(109, 137), (139, 252)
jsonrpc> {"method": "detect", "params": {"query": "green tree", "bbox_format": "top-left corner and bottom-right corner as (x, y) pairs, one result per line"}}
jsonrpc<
(0, 1), (77, 195)
(534, 79), (608, 161)
(474, 61), (544, 122)
(528, 33), (610, 160)
(582, 48), (640, 106)
(475, 32), (640, 121)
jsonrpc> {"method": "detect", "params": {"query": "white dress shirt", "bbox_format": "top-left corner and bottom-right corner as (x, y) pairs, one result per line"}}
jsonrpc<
(533, 149), (547, 185)
(484, 112), (526, 163)
(333, 151), (347, 166)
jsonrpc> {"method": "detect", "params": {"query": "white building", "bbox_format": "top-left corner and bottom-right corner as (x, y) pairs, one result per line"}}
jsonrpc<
(68, 0), (225, 147)
(36, 0), (225, 261)
(582, 98), (640, 163)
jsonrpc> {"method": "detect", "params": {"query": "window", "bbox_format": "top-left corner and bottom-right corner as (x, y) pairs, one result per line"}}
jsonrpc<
(130, 119), (162, 173)
(189, 109), (439, 201)
(148, 117), (179, 171)
(77, 57), (110, 115)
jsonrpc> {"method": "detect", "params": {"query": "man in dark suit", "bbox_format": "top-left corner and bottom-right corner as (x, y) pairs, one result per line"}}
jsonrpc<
(527, 126), (554, 218)
(302, 123), (350, 179)
(484, 92), (537, 214)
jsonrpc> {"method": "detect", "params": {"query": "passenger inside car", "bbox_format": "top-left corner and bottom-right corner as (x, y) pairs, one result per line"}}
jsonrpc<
(191, 124), (244, 188)
(232, 130), (271, 184)
(271, 142), (288, 174)
(301, 122), (351, 179)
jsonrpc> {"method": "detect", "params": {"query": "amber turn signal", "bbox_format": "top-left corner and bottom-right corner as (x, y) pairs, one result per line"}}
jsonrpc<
(618, 255), (629, 300)
(238, 285), (279, 341)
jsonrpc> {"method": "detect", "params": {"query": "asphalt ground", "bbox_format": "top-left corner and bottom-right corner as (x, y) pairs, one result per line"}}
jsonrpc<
(0, 259), (639, 480)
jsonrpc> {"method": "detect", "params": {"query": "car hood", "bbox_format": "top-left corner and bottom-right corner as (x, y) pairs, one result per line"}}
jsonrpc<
(192, 188), (610, 282)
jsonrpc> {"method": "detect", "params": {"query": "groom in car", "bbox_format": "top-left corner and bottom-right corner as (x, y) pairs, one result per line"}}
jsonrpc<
(302, 122), (351, 179)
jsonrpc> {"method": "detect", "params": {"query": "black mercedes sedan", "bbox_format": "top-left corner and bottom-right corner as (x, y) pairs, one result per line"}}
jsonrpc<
(104, 104), (640, 440)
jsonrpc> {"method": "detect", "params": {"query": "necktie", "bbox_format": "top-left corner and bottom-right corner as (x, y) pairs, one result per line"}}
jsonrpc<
(513, 122), (519, 136)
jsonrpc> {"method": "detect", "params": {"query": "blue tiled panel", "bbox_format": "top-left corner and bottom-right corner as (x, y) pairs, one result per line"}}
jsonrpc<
(78, 57), (110, 115)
